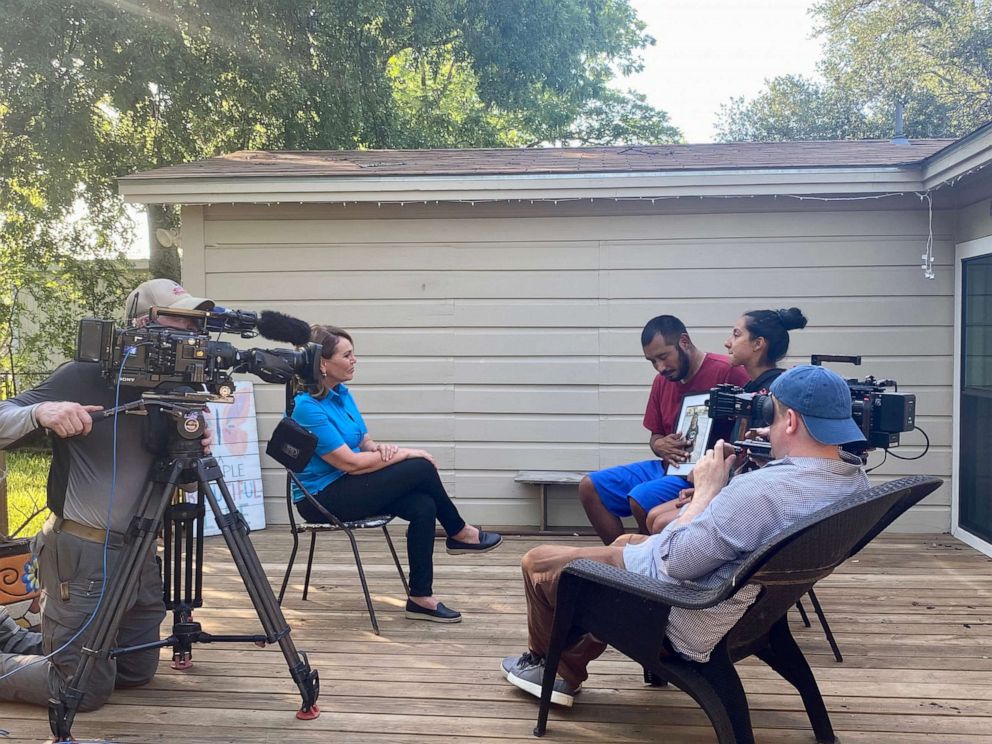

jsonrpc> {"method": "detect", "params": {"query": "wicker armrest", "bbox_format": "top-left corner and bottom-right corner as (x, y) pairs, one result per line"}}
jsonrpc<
(564, 559), (728, 610)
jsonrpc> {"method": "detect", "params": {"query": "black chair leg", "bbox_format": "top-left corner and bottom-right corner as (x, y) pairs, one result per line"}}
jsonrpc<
(686, 650), (756, 744)
(795, 598), (812, 627)
(278, 528), (301, 605)
(807, 588), (843, 662)
(382, 525), (409, 595)
(757, 618), (836, 743)
(344, 527), (380, 635)
(302, 531), (318, 601)
(534, 574), (582, 737)
(643, 667), (668, 687)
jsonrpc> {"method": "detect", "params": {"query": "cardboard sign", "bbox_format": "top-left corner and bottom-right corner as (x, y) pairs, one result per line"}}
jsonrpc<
(202, 381), (266, 536)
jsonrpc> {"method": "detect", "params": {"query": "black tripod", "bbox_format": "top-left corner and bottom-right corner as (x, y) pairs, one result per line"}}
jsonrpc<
(49, 400), (320, 741)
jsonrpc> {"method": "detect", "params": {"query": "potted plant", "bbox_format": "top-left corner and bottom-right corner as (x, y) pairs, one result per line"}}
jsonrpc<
(0, 450), (46, 631)
(0, 539), (40, 631)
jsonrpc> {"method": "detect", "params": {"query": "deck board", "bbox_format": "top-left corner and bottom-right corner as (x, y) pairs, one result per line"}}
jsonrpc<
(3, 531), (991, 743)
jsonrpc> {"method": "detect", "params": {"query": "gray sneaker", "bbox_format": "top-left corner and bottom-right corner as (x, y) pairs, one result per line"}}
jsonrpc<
(506, 658), (581, 707)
(501, 650), (543, 679)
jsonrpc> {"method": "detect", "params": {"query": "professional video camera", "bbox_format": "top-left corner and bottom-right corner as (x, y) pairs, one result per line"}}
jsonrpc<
(75, 305), (319, 398)
(707, 354), (918, 454)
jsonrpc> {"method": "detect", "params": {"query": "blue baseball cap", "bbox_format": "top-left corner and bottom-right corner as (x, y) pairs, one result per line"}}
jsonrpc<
(769, 365), (867, 445)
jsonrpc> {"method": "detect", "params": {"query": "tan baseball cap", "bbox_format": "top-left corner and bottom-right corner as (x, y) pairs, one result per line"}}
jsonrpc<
(125, 278), (214, 325)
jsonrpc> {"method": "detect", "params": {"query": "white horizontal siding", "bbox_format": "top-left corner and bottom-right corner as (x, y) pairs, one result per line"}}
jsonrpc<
(187, 201), (956, 531)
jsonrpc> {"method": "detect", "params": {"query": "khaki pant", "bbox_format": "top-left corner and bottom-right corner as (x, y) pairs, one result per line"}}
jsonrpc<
(521, 543), (626, 688)
(0, 518), (165, 710)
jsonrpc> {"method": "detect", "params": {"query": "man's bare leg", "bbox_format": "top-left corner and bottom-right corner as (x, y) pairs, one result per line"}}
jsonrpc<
(629, 498), (650, 535)
(646, 500), (681, 534)
(578, 476), (624, 545)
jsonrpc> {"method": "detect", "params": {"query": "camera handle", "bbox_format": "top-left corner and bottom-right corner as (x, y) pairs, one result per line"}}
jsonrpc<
(93, 399), (147, 419)
(49, 407), (320, 741)
(810, 354), (861, 367)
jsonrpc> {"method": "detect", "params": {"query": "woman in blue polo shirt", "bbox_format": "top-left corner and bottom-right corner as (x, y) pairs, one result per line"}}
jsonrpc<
(291, 324), (502, 623)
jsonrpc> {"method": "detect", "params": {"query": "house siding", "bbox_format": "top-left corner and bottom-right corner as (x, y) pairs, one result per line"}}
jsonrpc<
(186, 199), (954, 532)
(957, 197), (992, 244)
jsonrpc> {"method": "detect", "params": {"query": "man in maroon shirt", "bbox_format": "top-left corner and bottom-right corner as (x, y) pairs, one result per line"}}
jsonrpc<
(578, 315), (749, 544)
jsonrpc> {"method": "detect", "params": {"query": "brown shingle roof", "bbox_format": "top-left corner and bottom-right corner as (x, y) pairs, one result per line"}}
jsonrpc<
(122, 140), (957, 180)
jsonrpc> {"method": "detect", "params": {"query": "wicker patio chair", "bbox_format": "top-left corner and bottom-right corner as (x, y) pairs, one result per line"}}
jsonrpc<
(533, 474), (943, 744)
(795, 471), (944, 663)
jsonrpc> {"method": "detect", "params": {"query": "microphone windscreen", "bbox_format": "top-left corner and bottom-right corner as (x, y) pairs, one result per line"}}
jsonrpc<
(257, 310), (311, 346)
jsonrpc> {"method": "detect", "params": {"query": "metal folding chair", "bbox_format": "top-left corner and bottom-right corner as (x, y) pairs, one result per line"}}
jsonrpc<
(276, 471), (408, 635)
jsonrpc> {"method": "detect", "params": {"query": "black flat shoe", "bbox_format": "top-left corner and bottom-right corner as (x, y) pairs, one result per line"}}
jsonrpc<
(405, 599), (462, 623)
(445, 530), (503, 555)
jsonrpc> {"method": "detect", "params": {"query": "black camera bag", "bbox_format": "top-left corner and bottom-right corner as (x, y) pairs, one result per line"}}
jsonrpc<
(266, 417), (317, 473)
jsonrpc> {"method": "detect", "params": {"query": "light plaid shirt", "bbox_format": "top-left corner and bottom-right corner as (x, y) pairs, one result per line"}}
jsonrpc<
(623, 456), (868, 661)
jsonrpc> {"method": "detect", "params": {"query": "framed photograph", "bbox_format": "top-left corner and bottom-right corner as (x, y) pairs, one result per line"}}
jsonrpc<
(669, 392), (714, 476)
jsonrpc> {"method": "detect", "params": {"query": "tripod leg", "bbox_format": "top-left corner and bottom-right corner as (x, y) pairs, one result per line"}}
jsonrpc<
(196, 459), (320, 719)
(167, 500), (203, 671)
(50, 462), (184, 742)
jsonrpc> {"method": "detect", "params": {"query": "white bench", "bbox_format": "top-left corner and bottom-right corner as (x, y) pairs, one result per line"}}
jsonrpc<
(514, 470), (586, 531)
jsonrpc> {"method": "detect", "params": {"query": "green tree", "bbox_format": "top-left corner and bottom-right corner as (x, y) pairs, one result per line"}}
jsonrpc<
(0, 0), (679, 380)
(0, 101), (138, 392)
(716, 0), (991, 141)
(717, 75), (877, 142)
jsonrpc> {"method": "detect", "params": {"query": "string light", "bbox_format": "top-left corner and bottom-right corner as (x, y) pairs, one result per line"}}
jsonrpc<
(234, 190), (940, 279)
(781, 192), (906, 202)
(919, 192), (936, 280)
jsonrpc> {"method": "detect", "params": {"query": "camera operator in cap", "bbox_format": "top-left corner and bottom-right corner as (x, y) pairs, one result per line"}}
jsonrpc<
(500, 364), (870, 708)
(0, 278), (214, 709)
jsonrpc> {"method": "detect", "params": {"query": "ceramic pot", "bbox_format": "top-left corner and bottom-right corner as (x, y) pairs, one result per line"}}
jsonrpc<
(0, 538), (41, 631)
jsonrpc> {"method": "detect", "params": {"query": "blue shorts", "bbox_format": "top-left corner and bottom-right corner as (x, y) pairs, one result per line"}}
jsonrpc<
(588, 460), (690, 518)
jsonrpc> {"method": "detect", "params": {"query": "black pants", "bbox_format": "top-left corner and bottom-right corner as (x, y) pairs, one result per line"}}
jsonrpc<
(297, 458), (466, 597)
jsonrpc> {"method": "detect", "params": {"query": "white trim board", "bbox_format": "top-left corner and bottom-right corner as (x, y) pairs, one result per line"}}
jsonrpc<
(953, 234), (992, 558)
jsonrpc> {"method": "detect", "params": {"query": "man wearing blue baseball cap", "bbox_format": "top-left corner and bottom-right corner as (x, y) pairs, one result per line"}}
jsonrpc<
(768, 363), (868, 447)
(501, 364), (870, 708)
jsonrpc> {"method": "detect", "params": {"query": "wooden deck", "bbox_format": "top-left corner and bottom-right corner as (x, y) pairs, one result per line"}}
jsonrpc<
(3, 530), (992, 743)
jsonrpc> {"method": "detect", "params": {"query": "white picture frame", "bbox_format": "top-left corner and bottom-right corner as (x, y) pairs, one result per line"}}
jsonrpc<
(669, 392), (714, 476)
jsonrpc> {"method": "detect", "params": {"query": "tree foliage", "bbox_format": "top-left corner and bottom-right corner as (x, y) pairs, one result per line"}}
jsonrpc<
(716, 0), (992, 141)
(0, 0), (679, 384)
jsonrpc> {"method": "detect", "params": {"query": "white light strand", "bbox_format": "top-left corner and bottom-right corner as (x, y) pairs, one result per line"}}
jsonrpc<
(939, 160), (990, 189)
(336, 192), (914, 206)
(238, 189), (941, 278)
(780, 192), (906, 202)
(918, 192), (936, 280)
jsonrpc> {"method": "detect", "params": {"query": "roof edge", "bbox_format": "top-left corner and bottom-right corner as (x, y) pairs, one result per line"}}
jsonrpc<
(922, 120), (992, 189)
(119, 165), (927, 205)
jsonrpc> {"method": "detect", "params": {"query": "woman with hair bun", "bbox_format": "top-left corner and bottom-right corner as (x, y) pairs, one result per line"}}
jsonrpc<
(725, 307), (808, 393)
(641, 307), (809, 535)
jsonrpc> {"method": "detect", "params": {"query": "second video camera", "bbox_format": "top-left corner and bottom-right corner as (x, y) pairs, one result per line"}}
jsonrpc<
(707, 355), (917, 451)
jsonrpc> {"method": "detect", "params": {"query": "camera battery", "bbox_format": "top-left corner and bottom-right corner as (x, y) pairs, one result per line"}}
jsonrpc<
(874, 392), (916, 433)
(868, 431), (900, 449)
